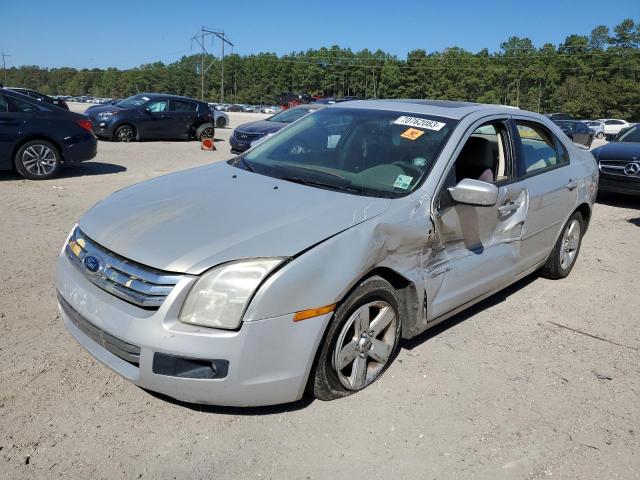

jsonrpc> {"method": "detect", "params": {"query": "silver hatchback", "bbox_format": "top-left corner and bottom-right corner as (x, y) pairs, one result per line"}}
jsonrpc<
(56, 100), (598, 406)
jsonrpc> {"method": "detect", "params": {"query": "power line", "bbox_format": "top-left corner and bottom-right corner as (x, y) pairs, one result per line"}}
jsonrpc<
(191, 27), (233, 102)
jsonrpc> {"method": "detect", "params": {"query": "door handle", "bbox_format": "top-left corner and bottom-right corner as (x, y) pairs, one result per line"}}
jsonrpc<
(498, 200), (521, 215)
(565, 179), (578, 191)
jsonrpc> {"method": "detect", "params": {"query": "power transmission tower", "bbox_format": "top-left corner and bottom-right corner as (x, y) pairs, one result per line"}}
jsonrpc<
(1, 52), (10, 86)
(191, 27), (233, 102)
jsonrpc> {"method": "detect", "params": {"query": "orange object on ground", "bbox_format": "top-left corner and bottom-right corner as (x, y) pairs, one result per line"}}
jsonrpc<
(201, 138), (215, 150)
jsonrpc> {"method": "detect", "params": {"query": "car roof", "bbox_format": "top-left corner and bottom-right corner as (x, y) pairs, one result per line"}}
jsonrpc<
(136, 93), (204, 102)
(330, 99), (525, 120)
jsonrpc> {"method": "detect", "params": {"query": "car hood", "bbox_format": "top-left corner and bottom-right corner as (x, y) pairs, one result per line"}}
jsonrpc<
(592, 142), (640, 160)
(236, 120), (287, 135)
(78, 162), (390, 274)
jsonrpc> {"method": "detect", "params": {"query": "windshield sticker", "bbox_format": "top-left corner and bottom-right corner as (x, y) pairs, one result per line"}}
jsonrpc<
(393, 174), (413, 190)
(141, 96), (150, 101)
(394, 116), (446, 131)
(400, 127), (425, 141)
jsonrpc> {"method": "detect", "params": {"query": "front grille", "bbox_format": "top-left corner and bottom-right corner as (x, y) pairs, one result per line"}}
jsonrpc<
(58, 292), (140, 366)
(234, 130), (262, 142)
(599, 160), (640, 178)
(66, 227), (183, 309)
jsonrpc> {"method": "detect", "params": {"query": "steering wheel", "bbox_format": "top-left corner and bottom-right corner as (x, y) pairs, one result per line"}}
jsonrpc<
(392, 160), (423, 178)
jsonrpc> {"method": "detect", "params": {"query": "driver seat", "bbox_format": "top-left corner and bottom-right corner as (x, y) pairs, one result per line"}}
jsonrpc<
(455, 137), (497, 183)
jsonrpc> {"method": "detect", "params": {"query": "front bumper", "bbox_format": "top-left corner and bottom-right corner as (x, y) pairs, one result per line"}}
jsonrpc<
(90, 116), (117, 138)
(229, 134), (252, 153)
(598, 174), (640, 196)
(55, 252), (331, 406)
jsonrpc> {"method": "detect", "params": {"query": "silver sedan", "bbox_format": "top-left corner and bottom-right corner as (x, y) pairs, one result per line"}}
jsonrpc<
(56, 100), (598, 406)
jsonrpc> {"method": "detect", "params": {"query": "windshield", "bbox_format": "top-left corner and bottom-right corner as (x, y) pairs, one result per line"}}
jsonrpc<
(269, 107), (316, 123)
(115, 94), (151, 109)
(232, 107), (457, 198)
(617, 125), (640, 142)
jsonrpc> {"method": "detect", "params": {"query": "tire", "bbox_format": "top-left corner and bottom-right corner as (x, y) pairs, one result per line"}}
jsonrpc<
(114, 124), (135, 142)
(541, 211), (584, 280)
(587, 136), (593, 148)
(14, 140), (61, 180)
(310, 276), (402, 401)
(196, 123), (215, 141)
(216, 116), (226, 128)
(596, 131), (604, 139)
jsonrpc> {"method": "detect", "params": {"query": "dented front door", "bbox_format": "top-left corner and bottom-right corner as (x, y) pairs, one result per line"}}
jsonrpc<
(425, 181), (529, 321)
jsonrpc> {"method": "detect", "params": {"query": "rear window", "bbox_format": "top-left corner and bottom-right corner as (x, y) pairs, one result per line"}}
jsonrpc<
(8, 96), (39, 113)
(516, 122), (567, 174)
(0, 94), (8, 113)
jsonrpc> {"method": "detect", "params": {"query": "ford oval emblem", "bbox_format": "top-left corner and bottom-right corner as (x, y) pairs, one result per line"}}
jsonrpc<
(83, 255), (102, 275)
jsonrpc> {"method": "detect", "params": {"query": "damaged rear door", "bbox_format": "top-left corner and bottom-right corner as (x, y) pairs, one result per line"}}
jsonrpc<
(425, 117), (529, 321)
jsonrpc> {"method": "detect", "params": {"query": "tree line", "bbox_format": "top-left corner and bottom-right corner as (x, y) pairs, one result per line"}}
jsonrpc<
(3, 18), (640, 120)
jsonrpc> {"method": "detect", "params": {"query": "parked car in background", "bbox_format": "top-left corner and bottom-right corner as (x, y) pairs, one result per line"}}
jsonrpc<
(261, 105), (280, 114)
(584, 120), (605, 139)
(545, 113), (573, 121)
(207, 104), (230, 128)
(592, 123), (640, 195)
(56, 100), (597, 406)
(597, 118), (630, 140)
(553, 120), (594, 148)
(0, 87), (97, 179)
(230, 103), (325, 153)
(85, 93), (214, 142)
(5, 87), (69, 110)
(227, 104), (243, 112)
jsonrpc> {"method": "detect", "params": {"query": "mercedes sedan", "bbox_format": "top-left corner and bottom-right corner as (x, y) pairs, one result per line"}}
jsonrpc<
(56, 100), (597, 406)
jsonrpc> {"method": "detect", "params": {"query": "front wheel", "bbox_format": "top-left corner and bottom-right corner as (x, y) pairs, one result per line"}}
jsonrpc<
(541, 211), (584, 279)
(14, 140), (61, 180)
(114, 125), (135, 142)
(596, 131), (604, 139)
(310, 276), (402, 401)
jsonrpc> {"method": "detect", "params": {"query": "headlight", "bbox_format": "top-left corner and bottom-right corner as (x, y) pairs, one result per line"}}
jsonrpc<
(97, 110), (118, 118)
(179, 258), (284, 330)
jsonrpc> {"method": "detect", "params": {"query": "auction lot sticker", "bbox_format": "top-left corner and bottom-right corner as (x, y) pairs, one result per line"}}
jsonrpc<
(394, 116), (446, 131)
(400, 128), (425, 140)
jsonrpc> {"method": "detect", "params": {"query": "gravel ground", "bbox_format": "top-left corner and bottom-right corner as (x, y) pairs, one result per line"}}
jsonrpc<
(0, 104), (638, 479)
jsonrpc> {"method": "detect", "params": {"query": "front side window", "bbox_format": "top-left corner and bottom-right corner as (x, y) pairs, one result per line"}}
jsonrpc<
(516, 122), (567, 174)
(147, 100), (168, 113)
(234, 108), (457, 198)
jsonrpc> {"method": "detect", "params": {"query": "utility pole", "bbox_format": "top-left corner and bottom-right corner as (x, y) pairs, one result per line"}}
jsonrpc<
(1, 52), (10, 86)
(191, 27), (233, 102)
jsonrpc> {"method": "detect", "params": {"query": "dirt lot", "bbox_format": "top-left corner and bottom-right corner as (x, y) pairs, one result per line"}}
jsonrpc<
(0, 104), (639, 479)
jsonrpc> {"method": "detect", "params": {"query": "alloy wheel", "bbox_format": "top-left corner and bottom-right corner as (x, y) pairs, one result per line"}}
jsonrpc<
(332, 300), (398, 390)
(21, 144), (57, 177)
(560, 219), (581, 270)
(117, 127), (134, 142)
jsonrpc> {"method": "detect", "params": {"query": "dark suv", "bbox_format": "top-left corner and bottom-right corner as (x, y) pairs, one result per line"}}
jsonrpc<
(85, 93), (215, 142)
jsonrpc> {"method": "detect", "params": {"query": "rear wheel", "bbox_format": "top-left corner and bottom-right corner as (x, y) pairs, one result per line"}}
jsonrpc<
(14, 140), (61, 180)
(541, 212), (584, 279)
(114, 124), (135, 142)
(596, 131), (604, 139)
(196, 123), (215, 141)
(310, 276), (402, 401)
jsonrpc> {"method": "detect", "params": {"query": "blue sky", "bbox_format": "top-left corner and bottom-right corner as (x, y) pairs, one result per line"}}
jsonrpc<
(0, 0), (638, 69)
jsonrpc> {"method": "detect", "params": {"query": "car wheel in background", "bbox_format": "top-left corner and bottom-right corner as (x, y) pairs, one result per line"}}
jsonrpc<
(14, 140), (61, 180)
(114, 125), (136, 142)
(310, 276), (402, 401)
(216, 117), (226, 128)
(541, 211), (584, 279)
(596, 131), (604, 139)
(196, 123), (215, 141)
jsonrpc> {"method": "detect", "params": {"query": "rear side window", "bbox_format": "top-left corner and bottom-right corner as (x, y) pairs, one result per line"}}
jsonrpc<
(0, 95), (8, 113)
(170, 100), (197, 112)
(515, 122), (568, 175)
(8, 96), (39, 113)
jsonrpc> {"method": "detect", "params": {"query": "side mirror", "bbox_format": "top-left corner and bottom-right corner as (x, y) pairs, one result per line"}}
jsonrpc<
(448, 178), (498, 207)
(142, 107), (151, 114)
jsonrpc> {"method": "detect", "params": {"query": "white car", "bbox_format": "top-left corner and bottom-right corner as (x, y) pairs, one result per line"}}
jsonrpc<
(597, 119), (630, 138)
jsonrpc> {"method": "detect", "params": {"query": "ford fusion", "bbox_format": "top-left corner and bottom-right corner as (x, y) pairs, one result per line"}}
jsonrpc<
(56, 100), (597, 406)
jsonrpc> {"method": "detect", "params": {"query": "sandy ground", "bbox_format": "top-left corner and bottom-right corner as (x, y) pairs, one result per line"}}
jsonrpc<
(0, 103), (638, 479)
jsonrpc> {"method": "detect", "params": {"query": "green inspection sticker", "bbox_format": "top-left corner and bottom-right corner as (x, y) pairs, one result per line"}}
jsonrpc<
(393, 174), (413, 189)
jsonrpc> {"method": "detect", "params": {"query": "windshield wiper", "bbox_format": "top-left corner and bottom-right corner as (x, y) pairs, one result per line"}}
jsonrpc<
(236, 157), (255, 172)
(279, 175), (362, 194)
